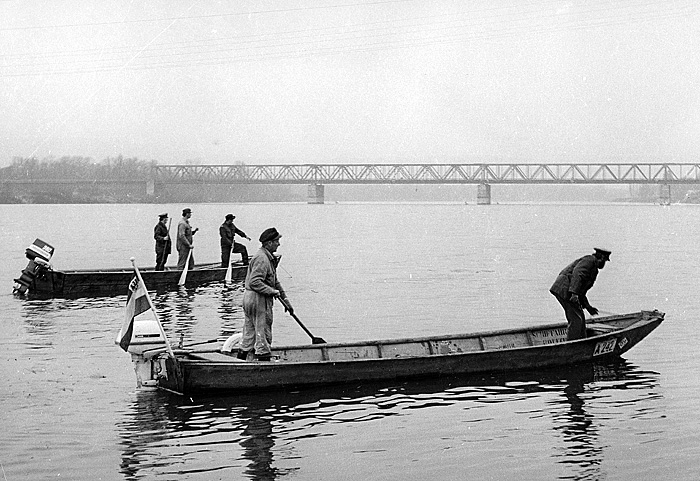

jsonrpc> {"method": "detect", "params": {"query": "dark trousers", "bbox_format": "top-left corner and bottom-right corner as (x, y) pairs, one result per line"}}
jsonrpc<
(552, 293), (587, 340)
(221, 243), (249, 267)
(155, 248), (169, 271)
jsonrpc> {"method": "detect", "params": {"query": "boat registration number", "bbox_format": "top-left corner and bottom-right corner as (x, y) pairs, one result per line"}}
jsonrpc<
(593, 338), (617, 356)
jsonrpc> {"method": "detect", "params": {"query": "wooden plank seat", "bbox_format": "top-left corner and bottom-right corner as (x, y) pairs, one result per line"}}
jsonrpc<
(587, 323), (618, 332)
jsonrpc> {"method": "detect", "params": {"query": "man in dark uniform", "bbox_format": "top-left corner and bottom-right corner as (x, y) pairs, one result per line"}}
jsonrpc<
(550, 248), (611, 340)
(153, 213), (171, 270)
(219, 213), (251, 267)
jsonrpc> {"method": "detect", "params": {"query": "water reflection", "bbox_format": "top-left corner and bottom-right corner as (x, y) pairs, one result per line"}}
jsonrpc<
(554, 368), (604, 481)
(218, 282), (245, 339)
(551, 362), (659, 480)
(238, 406), (288, 480)
(18, 296), (121, 346)
(116, 360), (659, 480)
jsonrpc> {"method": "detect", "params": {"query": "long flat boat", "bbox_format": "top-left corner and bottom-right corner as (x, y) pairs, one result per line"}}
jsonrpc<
(124, 310), (664, 395)
(28, 263), (247, 297)
(13, 239), (247, 297)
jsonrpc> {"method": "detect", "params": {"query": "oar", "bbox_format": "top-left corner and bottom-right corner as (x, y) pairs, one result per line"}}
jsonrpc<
(278, 297), (326, 344)
(224, 243), (235, 283)
(178, 247), (192, 286)
(164, 218), (172, 265)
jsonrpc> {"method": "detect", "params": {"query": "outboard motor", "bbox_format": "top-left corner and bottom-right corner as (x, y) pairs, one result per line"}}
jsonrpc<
(118, 317), (169, 389)
(13, 239), (55, 295)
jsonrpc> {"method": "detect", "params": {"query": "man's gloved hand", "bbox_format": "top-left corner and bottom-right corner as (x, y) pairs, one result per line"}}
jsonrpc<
(283, 299), (294, 315)
(587, 306), (599, 316)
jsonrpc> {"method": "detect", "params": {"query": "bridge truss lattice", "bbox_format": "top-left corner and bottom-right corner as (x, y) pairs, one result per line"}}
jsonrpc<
(153, 163), (700, 185)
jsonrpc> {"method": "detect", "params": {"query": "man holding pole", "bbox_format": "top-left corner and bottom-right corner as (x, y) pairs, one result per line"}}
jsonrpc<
(176, 208), (198, 269)
(153, 213), (171, 271)
(219, 213), (251, 267)
(238, 227), (293, 362)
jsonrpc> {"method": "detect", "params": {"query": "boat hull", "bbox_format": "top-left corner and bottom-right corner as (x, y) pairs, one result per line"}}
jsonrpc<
(28, 263), (247, 297)
(152, 310), (664, 395)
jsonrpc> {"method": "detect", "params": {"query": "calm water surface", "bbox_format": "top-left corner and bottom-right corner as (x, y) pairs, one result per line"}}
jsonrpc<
(1, 202), (698, 480)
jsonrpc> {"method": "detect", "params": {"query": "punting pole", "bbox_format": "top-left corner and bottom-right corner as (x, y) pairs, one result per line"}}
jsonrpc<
(178, 248), (192, 286)
(224, 243), (234, 282)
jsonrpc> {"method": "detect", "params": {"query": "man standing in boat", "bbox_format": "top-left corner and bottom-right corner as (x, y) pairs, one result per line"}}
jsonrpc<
(238, 227), (293, 361)
(177, 208), (198, 269)
(219, 213), (251, 267)
(153, 213), (171, 270)
(550, 248), (611, 340)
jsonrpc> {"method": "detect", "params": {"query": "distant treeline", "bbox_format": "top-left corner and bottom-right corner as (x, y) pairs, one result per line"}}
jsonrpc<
(1, 155), (154, 180)
(0, 156), (301, 204)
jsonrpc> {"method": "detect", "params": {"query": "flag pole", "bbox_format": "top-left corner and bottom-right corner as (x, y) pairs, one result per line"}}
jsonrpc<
(130, 257), (175, 358)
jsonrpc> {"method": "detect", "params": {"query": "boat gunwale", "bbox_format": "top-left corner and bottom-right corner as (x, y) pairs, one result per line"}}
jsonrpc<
(262, 310), (661, 352)
(175, 310), (664, 367)
(52, 262), (228, 275)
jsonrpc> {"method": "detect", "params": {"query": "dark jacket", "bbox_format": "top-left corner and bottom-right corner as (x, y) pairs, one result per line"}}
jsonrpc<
(549, 255), (599, 308)
(153, 222), (171, 253)
(220, 222), (247, 249)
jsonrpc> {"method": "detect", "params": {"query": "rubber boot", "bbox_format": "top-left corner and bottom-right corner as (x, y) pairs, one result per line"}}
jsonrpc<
(236, 350), (250, 361)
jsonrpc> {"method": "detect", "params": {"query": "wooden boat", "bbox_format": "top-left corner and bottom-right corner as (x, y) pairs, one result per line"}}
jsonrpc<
(125, 310), (664, 395)
(13, 239), (247, 298)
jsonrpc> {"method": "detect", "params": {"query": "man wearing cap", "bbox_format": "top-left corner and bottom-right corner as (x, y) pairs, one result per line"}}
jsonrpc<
(153, 213), (171, 271)
(550, 248), (611, 340)
(238, 227), (294, 361)
(219, 214), (251, 267)
(176, 208), (199, 269)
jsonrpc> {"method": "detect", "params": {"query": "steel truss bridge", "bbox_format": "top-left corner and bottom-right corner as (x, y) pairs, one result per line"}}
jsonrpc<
(151, 163), (699, 203)
(152, 163), (700, 185)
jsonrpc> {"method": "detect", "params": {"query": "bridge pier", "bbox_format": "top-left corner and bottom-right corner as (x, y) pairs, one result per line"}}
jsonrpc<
(659, 184), (671, 205)
(477, 183), (491, 205)
(308, 184), (324, 204)
(146, 179), (155, 198)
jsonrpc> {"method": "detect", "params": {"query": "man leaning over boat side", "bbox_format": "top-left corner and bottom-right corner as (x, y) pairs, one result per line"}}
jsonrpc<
(220, 213), (251, 267)
(154, 213), (171, 271)
(176, 208), (198, 269)
(549, 248), (611, 340)
(238, 227), (294, 362)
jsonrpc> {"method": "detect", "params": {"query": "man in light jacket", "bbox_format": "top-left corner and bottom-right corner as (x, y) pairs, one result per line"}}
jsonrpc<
(550, 247), (611, 340)
(238, 227), (294, 361)
(176, 208), (198, 269)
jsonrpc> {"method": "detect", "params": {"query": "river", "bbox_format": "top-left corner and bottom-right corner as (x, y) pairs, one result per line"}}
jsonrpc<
(1, 201), (698, 480)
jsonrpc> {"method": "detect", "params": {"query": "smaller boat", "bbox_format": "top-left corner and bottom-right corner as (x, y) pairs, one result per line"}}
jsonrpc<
(13, 239), (247, 298)
(122, 309), (664, 395)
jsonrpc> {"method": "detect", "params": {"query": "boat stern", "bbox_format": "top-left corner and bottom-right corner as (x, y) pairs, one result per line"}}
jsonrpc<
(13, 239), (55, 295)
(130, 353), (169, 389)
(118, 317), (171, 389)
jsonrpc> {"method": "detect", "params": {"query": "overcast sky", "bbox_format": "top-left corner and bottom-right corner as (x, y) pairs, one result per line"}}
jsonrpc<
(1, 0), (698, 167)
